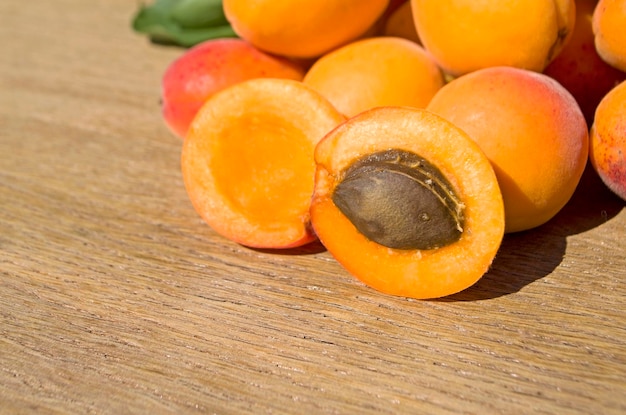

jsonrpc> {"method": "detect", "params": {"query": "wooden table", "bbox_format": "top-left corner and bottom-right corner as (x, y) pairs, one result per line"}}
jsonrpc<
(2, 1), (625, 413)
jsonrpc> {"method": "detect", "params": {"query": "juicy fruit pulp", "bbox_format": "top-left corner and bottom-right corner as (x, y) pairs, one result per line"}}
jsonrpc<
(181, 78), (344, 248)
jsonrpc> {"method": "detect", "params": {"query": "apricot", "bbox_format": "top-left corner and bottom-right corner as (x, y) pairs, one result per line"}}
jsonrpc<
(223, 0), (390, 59)
(590, 80), (626, 201)
(161, 38), (306, 139)
(592, 0), (626, 72)
(310, 106), (505, 299)
(427, 66), (589, 233)
(383, 1), (421, 44)
(302, 37), (444, 118)
(410, 0), (576, 76)
(181, 78), (345, 249)
(386, 0), (408, 14)
(544, 0), (626, 125)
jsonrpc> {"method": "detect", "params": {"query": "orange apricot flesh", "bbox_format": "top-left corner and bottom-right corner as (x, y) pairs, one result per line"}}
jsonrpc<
(182, 78), (345, 249)
(310, 106), (505, 299)
(303, 36), (443, 118)
(427, 66), (589, 233)
(590, 80), (626, 201)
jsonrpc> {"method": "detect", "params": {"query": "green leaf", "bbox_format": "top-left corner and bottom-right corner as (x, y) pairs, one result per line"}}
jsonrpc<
(131, 0), (237, 47)
(170, 0), (228, 29)
(132, 0), (179, 33)
(152, 24), (238, 47)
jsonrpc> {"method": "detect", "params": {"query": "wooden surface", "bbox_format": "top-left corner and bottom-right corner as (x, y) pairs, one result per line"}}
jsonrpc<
(1, 1), (625, 414)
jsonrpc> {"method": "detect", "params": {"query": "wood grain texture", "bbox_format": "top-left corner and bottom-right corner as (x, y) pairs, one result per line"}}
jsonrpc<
(1, 1), (625, 414)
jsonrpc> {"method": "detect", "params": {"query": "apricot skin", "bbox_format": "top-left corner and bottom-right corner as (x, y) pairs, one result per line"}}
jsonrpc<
(411, 0), (575, 76)
(427, 66), (589, 233)
(383, 1), (421, 44)
(590, 81), (626, 202)
(593, 0), (626, 72)
(310, 107), (504, 300)
(544, 0), (626, 125)
(303, 36), (443, 118)
(161, 38), (305, 139)
(223, 0), (390, 59)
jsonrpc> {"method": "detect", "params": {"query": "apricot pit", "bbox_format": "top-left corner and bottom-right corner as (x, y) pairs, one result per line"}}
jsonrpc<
(332, 149), (464, 250)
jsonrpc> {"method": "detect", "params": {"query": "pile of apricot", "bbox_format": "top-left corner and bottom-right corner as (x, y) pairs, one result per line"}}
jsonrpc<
(158, 0), (626, 299)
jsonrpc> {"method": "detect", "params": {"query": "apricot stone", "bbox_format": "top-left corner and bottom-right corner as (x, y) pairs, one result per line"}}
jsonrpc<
(331, 149), (464, 250)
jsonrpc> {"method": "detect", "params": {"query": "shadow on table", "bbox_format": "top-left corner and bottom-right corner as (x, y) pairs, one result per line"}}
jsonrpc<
(252, 240), (328, 256)
(441, 164), (624, 302)
(250, 165), (623, 300)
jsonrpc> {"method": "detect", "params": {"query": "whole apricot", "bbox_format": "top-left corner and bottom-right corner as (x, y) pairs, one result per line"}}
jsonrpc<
(592, 0), (626, 72)
(411, 0), (575, 76)
(544, 0), (626, 125)
(590, 80), (626, 201)
(427, 66), (589, 233)
(383, 1), (421, 44)
(303, 37), (443, 117)
(223, 0), (390, 59)
(161, 38), (305, 139)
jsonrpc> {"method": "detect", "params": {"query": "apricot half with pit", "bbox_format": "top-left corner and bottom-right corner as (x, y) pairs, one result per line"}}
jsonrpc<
(310, 106), (505, 299)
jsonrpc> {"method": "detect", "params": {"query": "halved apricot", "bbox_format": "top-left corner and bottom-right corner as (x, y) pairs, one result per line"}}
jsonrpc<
(182, 78), (345, 249)
(310, 106), (505, 299)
